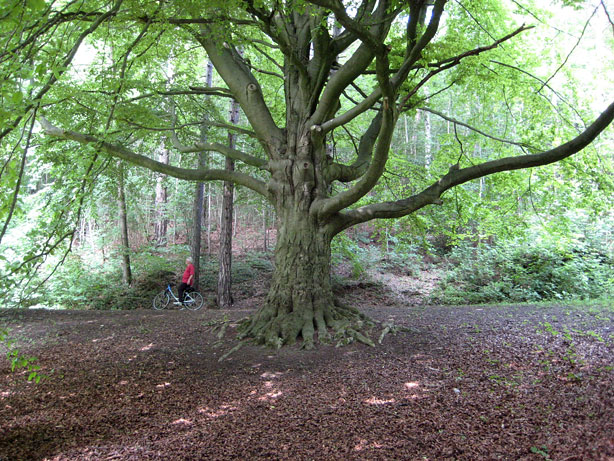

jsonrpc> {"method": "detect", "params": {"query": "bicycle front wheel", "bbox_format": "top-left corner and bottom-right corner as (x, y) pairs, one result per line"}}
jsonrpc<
(184, 291), (204, 310)
(153, 291), (170, 310)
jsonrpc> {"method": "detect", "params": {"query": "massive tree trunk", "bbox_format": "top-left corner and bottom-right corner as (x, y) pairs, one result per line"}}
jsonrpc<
(238, 210), (371, 349)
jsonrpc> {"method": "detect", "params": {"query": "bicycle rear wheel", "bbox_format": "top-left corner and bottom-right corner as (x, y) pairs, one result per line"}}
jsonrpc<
(184, 291), (204, 310)
(153, 291), (170, 310)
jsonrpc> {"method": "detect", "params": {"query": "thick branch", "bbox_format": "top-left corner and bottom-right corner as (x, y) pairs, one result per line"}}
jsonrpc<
(335, 101), (614, 232)
(169, 135), (267, 169)
(325, 112), (382, 182)
(314, 102), (395, 219)
(390, 0), (446, 91)
(39, 117), (270, 199)
(307, 0), (388, 54)
(194, 34), (283, 157)
(323, 21), (530, 133)
(310, 0), (392, 127)
(319, 0), (446, 133)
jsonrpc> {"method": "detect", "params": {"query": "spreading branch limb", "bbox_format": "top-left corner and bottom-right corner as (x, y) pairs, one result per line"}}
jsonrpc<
(39, 117), (271, 199)
(334, 101), (614, 232)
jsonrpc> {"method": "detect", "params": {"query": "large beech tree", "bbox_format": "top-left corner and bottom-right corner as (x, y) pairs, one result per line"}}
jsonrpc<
(11, 0), (613, 347)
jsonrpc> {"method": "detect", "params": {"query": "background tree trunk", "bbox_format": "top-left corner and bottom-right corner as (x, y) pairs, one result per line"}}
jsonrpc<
(191, 159), (205, 290)
(206, 184), (212, 254)
(424, 112), (432, 167)
(117, 163), (132, 286)
(262, 205), (268, 252)
(216, 96), (239, 308)
(153, 144), (169, 246)
(190, 62), (214, 291)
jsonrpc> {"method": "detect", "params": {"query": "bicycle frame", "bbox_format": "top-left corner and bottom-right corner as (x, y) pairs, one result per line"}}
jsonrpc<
(165, 284), (179, 301)
(166, 284), (195, 300)
(153, 283), (203, 311)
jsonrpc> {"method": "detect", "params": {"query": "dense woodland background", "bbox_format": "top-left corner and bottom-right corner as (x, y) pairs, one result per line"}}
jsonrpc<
(0, 0), (612, 314)
(1, 2), (614, 458)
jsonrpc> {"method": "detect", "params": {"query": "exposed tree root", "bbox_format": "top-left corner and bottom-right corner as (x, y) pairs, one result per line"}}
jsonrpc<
(214, 305), (407, 359)
(203, 316), (232, 339)
(378, 321), (412, 344)
(236, 298), (384, 349)
(218, 340), (247, 362)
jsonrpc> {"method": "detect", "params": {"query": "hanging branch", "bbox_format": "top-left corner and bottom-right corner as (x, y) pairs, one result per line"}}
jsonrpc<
(39, 116), (271, 198)
(0, 0), (124, 143)
(421, 107), (536, 150)
(537, 5), (599, 93)
(334, 101), (614, 232)
(0, 111), (37, 246)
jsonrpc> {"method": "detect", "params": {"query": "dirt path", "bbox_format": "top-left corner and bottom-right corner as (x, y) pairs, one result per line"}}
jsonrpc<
(1, 296), (613, 460)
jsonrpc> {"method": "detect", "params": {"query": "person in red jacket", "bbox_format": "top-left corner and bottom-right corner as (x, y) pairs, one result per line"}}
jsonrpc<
(176, 257), (195, 305)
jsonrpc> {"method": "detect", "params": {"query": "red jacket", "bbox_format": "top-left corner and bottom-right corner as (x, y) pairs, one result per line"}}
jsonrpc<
(182, 263), (195, 284)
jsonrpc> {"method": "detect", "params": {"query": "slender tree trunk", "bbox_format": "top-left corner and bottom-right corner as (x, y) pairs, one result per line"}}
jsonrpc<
(117, 163), (132, 286)
(191, 166), (204, 290)
(424, 111), (432, 167)
(190, 62), (214, 290)
(172, 178), (178, 245)
(233, 199), (237, 238)
(216, 158), (234, 307)
(404, 114), (409, 156)
(206, 184), (212, 254)
(411, 111), (420, 159)
(216, 97), (239, 307)
(153, 145), (169, 246)
(262, 205), (268, 252)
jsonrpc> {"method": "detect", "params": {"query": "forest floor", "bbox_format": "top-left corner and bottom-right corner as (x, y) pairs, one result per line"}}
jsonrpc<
(1, 270), (614, 460)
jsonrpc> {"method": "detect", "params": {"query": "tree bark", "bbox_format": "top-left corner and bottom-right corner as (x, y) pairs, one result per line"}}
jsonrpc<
(262, 205), (268, 252)
(153, 145), (169, 246)
(216, 97), (240, 308)
(191, 61), (214, 291)
(117, 163), (132, 286)
(424, 111), (432, 167)
(216, 158), (234, 307)
(206, 183), (212, 254)
(191, 161), (205, 290)
(238, 211), (372, 349)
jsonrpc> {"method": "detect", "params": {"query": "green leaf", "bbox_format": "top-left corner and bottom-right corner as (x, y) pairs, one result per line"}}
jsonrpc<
(10, 91), (23, 105)
(27, 0), (46, 11)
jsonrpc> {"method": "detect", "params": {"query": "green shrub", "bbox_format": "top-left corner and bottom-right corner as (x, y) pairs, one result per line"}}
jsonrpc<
(432, 239), (613, 305)
(332, 233), (370, 279)
(378, 242), (423, 276)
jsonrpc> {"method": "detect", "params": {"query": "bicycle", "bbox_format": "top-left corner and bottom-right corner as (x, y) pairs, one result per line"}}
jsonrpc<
(153, 284), (204, 311)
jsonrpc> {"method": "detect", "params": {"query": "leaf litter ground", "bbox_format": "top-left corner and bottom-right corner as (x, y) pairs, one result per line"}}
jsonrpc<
(1, 286), (613, 460)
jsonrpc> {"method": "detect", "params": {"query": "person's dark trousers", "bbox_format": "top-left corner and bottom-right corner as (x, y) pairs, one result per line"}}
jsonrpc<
(178, 282), (190, 302)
